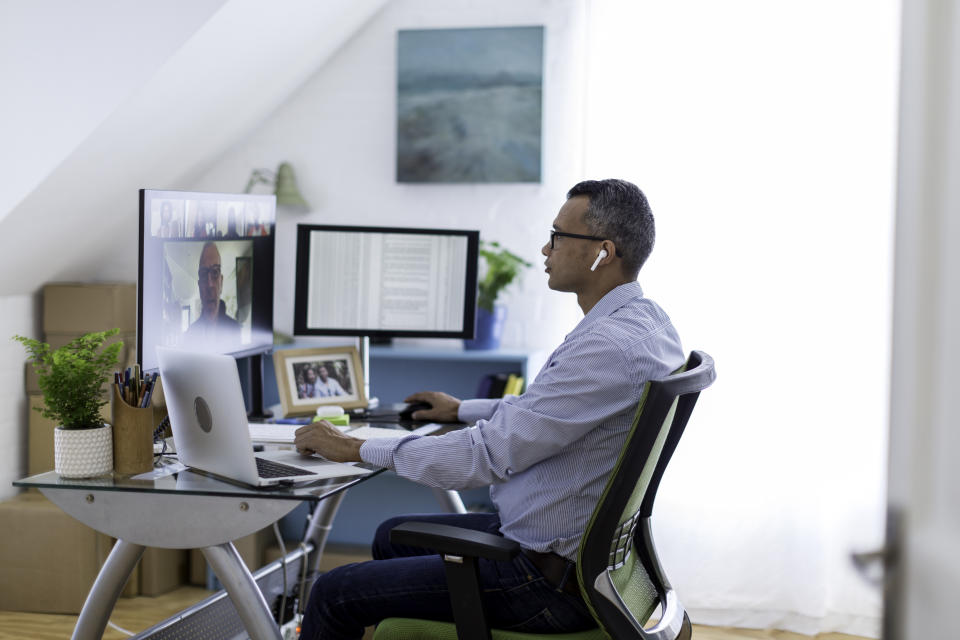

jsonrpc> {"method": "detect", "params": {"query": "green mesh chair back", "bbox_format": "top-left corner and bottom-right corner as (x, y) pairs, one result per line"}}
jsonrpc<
(576, 350), (715, 640)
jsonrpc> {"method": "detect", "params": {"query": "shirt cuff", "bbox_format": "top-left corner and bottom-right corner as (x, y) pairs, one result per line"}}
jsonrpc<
(458, 398), (500, 424)
(358, 438), (400, 469)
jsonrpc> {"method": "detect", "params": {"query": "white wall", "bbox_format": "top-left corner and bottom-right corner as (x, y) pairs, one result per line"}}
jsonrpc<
(0, 0), (227, 223)
(582, 2), (898, 635)
(0, 0), (388, 298)
(191, 0), (590, 352)
(0, 295), (40, 500)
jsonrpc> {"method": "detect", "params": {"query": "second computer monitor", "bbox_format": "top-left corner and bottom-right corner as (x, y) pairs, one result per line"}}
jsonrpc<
(293, 225), (479, 340)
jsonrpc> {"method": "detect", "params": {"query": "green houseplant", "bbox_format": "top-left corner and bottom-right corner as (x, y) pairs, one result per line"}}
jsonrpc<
(466, 241), (532, 350)
(14, 328), (123, 478)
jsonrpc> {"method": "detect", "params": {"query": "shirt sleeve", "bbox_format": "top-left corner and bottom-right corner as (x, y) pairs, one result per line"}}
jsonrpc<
(458, 398), (501, 423)
(358, 330), (638, 490)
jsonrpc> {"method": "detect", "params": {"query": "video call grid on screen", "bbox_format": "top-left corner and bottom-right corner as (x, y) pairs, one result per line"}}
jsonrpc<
(293, 225), (479, 340)
(139, 189), (277, 372)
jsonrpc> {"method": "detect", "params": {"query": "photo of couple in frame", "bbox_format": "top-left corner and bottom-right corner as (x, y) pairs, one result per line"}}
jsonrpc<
(273, 346), (367, 416)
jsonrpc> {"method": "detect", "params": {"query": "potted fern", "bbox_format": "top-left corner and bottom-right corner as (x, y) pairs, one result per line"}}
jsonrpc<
(465, 241), (532, 350)
(14, 329), (123, 478)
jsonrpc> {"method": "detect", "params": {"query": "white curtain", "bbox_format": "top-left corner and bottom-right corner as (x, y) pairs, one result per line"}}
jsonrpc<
(582, 1), (899, 636)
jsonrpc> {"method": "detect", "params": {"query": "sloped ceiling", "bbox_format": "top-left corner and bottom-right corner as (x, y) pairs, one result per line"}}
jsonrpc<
(0, 0), (388, 296)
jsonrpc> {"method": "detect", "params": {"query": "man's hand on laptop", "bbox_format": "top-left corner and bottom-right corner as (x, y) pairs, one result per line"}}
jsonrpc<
(294, 421), (363, 463)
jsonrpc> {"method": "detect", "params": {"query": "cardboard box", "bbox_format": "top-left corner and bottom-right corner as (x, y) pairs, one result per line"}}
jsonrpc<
(0, 493), (135, 614)
(28, 394), (57, 475)
(235, 525), (277, 571)
(24, 361), (40, 395)
(189, 548), (207, 586)
(42, 282), (136, 335)
(138, 547), (188, 596)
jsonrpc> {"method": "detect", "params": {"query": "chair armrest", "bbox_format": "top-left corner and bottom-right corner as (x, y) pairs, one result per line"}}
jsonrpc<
(390, 521), (520, 562)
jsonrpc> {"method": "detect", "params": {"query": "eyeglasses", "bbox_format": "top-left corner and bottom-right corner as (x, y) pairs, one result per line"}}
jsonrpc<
(198, 265), (222, 281)
(549, 230), (623, 256)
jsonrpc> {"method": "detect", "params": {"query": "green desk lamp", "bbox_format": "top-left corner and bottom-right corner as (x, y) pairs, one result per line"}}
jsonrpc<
(244, 162), (310, 211)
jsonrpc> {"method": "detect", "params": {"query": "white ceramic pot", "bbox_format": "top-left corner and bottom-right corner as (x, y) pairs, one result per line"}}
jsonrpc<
(54, 424), (113, 478)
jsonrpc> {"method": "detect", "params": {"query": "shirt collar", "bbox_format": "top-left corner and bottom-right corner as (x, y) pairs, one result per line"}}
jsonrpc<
(570, 281), (645, 336)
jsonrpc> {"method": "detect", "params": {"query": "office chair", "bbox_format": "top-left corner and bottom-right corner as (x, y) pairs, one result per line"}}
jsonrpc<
(372, 350), (716, 640)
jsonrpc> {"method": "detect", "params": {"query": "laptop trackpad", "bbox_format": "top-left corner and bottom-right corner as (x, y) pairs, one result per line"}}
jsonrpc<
(257, 449), (375, 479)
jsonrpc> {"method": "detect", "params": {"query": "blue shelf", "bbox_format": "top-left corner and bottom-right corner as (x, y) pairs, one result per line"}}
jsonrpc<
(367, 346), (544, 405)
(368, 346), (536, 361)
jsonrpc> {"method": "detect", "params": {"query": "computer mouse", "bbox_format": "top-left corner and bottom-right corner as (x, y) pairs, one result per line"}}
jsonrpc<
(399, 401), (432, 421)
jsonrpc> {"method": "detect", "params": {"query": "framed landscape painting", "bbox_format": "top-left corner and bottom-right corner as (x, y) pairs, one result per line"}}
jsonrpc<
(397, 26), (544, 183)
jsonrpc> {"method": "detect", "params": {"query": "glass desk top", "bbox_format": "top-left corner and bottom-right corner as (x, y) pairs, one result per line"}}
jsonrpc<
(14, 457), (385, 503)
(12, 420), (461, 502)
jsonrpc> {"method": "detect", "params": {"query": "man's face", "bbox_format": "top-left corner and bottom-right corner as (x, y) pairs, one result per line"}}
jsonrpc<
(304, 368), (317, 384)
(197, 244), (223, 316)
(541, 196), (597, 293)
(318, 366), (329, 381)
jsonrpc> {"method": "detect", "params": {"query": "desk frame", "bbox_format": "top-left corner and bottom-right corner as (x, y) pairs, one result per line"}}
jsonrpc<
(34, 481), (465, 640)
(40, 486), (346, 640)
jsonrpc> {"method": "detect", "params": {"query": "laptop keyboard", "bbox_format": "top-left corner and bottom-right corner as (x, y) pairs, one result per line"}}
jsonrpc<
(255, 456), (314, 479)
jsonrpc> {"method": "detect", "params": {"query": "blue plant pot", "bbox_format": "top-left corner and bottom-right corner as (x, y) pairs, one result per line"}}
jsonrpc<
(465, 305), (507, 350)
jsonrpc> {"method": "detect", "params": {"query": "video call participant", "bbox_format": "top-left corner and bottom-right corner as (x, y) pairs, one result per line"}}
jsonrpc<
(185, 242), (241, 344)
(293, 179), (685, 639)
(158, 201), (181, 238)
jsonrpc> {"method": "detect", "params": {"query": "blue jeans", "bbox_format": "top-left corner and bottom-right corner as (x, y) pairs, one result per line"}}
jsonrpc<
(299, 512), (596, 639)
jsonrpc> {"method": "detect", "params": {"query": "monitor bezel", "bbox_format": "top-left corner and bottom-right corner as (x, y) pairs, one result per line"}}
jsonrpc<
(137, 188), (277, 372)
(293, 224), (479, 340)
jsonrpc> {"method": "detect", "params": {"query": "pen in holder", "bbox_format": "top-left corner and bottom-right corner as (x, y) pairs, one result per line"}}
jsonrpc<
(112, 384), (154, 475)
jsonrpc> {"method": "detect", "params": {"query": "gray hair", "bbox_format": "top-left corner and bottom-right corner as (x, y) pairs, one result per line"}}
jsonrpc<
(567, 179), (654, 277)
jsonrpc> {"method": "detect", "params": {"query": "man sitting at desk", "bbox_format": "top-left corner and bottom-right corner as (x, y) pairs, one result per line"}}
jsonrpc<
(294, 179), (685, 639)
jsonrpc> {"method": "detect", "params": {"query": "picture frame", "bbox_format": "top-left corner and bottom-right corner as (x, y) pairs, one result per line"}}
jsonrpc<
(273, 346), (366, 416)
(396, 26), (544, 183)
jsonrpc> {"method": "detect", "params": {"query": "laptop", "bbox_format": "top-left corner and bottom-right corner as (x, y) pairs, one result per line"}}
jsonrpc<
(157, 347), (373, 487)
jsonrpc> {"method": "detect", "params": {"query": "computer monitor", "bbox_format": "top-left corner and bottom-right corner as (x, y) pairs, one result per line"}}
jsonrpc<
(293, 225), (479, 340)
(138, 189), (277, 374)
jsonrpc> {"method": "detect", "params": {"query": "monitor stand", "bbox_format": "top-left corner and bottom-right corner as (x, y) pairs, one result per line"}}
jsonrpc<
(245, 353), (272, 421)
(359, 336), (372, 407)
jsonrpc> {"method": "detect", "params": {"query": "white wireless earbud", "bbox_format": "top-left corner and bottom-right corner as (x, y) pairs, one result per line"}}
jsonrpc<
(590, 249), (608, 272)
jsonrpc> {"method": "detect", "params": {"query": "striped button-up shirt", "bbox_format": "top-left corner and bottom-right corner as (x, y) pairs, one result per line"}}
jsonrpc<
(359, 281), (684, 560)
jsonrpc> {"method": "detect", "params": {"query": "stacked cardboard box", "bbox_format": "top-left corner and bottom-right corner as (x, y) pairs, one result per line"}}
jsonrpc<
(0, 493), (136, 613)
(12, 282), (187, 608)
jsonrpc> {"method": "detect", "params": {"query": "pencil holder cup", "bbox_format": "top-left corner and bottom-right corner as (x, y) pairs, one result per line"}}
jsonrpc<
(112, 385), (155, 475)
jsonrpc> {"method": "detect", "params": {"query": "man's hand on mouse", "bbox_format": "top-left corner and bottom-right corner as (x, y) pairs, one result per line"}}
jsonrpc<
(294, 420), (364, 463)
(403, 391), (462, 422)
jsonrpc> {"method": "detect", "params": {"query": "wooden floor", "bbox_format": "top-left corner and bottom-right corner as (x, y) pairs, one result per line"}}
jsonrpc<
(0, 586), (871, 640)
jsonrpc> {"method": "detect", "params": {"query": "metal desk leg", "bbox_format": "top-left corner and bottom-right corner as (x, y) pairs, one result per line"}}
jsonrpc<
(72, 539), (145, 640)
(433, 488), (467, 514)
(202, 542), (282, 640)
(303, 490), (347, 576)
